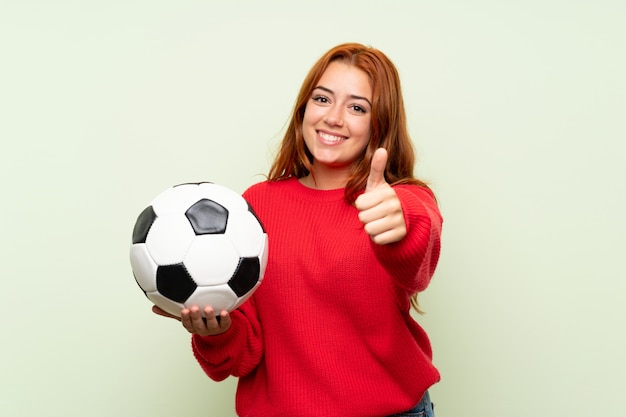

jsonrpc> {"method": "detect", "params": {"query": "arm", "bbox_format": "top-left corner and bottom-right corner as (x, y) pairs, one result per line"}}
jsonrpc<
(372, 185), (442, 293)
(355, 149), (442, 292)
(152, 297), (264, 381)
(357, 183), (442, 292)
(190, 297), (263, 381)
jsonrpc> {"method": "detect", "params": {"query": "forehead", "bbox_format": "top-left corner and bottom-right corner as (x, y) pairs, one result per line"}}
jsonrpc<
(316, 62), (372, 98)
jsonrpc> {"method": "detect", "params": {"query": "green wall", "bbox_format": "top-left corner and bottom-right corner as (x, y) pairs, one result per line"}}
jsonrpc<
(1, 1), (624, 416)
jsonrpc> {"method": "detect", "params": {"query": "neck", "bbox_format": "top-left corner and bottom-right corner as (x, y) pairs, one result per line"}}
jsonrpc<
(300, 166), (349, 190)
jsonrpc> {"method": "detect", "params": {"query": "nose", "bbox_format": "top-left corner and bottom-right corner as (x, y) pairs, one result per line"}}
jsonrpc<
(324, 104), (343, 127)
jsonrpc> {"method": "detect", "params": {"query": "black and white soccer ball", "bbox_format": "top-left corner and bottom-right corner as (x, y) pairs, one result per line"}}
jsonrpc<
(130, 182), (268, 317)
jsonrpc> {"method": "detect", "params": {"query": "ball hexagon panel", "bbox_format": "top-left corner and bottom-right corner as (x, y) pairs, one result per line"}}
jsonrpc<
(197, 182), (248, 211)
(129, 244), (158, 293)
(225, 209), (267, 257)
(184, 235), (241, 286)
(145, 214), (195, 265)
(151, 184), (205, 216)
(185, 284), (239, 313)
(246, 203), (266, 233)
(147, 291), (184, 318)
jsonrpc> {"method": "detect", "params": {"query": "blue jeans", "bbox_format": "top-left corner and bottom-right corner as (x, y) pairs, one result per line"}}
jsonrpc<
(386, 391), (435, 417)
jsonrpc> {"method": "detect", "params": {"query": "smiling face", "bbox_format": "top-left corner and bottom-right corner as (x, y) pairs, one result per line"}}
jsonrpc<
(302, 61), (373, 184)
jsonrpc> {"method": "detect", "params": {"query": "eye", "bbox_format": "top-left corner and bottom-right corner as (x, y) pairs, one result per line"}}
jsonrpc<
(312, 95), (329, 104)
(350, 104), (367, 114)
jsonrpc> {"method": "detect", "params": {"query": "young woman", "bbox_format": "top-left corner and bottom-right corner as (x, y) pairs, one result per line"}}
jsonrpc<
(155, 43), (442, 417)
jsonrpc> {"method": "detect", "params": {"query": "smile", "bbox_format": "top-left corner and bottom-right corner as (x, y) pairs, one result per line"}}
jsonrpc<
(318, 131), (346, 143)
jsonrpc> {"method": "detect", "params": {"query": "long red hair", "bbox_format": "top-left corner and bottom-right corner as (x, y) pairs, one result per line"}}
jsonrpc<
(268, 43), (430, 204)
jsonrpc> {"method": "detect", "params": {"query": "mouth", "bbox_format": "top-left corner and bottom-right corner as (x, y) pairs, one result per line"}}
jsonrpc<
(318, 131), (347, 143)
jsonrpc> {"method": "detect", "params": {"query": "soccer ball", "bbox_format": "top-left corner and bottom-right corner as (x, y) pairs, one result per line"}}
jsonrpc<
(130, 182), (268, 317)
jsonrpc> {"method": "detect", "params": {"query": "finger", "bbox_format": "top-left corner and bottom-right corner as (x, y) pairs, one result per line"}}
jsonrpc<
(218, 310), (232, 329)
(180, 307), (194, 331)
(366, 148), (388, 192)
(363, 214), (404, 238)
(358, 203), (385, 224)
(189, 306), (214, 333)
(357, 185), (400, 218)
(182, 305), (208, 333)
(361, 207), (406, 245)
(370, 226), (406, 245)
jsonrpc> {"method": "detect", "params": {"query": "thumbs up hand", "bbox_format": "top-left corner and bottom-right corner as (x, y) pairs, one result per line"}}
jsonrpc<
(355, 148), (407, 245)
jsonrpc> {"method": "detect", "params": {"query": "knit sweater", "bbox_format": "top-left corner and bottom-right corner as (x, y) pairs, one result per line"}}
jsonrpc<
(191, 177), (442, 417)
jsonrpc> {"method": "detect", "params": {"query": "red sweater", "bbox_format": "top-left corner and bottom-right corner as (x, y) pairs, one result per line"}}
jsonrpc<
(191, 178), (442, 417)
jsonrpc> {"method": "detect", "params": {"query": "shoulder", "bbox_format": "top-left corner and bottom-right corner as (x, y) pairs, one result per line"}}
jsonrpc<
(393, 184), (437, 204)
(243, 179), (288, 196)
(243, 180), (269, 195)
(242, 178), (296, 205)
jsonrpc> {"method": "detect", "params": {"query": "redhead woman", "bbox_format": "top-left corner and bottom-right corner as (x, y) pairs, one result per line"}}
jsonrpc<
(155, 43), (442, 417)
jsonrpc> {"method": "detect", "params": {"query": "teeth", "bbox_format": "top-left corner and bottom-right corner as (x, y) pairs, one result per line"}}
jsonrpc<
(319, 132), (345, 142)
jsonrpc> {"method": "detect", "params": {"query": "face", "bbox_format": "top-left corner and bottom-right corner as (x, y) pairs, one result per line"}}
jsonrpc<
(302, 61), (372, 174)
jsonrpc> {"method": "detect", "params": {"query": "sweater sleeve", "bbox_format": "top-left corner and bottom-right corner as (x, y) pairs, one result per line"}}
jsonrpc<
(190, 295), (263, 381)
(372, 185), (442, 293)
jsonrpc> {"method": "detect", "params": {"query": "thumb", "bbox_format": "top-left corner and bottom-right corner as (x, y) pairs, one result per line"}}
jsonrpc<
(366, 148), (388, 192)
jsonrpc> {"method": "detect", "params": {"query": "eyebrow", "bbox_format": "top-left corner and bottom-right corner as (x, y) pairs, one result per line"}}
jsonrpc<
(313, 85), (372, 107)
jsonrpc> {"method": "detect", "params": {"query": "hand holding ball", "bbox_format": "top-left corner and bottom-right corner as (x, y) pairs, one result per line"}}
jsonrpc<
(130, 182), (268, 317)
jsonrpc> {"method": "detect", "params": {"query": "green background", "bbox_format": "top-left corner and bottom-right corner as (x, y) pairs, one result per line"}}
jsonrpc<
(1, 1), (624, 416)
